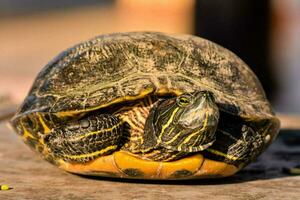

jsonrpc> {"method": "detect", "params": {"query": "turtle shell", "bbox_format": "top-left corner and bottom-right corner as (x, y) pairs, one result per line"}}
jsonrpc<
(15, 32), (275, 119)
(11, 32), (280, 179)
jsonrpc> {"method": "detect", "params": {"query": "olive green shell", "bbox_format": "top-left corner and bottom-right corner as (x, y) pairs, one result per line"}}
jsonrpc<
(17, 32), (275, 116)
(12, 32), (280, 155)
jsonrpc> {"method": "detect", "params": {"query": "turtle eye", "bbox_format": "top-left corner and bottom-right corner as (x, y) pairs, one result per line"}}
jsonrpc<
(177, 96), (191, 106)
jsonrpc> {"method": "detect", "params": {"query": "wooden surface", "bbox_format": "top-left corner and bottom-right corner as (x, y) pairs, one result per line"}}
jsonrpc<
(1, 117), (300, 200)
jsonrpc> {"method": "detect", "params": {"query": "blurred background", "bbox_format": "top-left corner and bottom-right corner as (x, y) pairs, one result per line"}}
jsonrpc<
(0, 0), (299, 114)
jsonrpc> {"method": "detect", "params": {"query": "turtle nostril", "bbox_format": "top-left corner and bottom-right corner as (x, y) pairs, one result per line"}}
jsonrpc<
(202, 91), (215, 102)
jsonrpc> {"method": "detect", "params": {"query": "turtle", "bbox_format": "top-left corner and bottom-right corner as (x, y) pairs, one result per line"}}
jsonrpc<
(10, 32), (280, 180)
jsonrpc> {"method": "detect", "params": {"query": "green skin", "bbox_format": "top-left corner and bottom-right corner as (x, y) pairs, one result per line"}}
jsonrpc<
(143, 91), (219, 153)
(44, 91), (220, 163)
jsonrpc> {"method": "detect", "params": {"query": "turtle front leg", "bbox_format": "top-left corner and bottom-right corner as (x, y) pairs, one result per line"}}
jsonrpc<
(44, 113), (124, 163)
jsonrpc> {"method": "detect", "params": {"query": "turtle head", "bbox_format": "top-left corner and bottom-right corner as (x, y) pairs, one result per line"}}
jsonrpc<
(148, 91), (219, 152)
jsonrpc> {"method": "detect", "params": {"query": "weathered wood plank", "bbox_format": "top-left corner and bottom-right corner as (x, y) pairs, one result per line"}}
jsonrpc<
(1, 120), (300, 200)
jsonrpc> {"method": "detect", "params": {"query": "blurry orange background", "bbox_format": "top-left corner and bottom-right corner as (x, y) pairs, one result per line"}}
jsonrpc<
(0, 0), (299, 113)
(0, 0), (194, 102)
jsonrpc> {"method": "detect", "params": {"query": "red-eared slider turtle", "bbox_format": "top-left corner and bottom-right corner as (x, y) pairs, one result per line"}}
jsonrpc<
(10, 32), (280, 180)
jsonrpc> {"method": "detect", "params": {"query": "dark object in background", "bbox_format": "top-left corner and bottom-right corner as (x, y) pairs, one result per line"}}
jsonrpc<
(195, 0), (277, 101)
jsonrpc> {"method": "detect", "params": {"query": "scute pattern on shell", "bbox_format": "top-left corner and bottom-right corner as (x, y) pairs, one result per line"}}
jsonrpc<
(17, 32), (273, 119)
